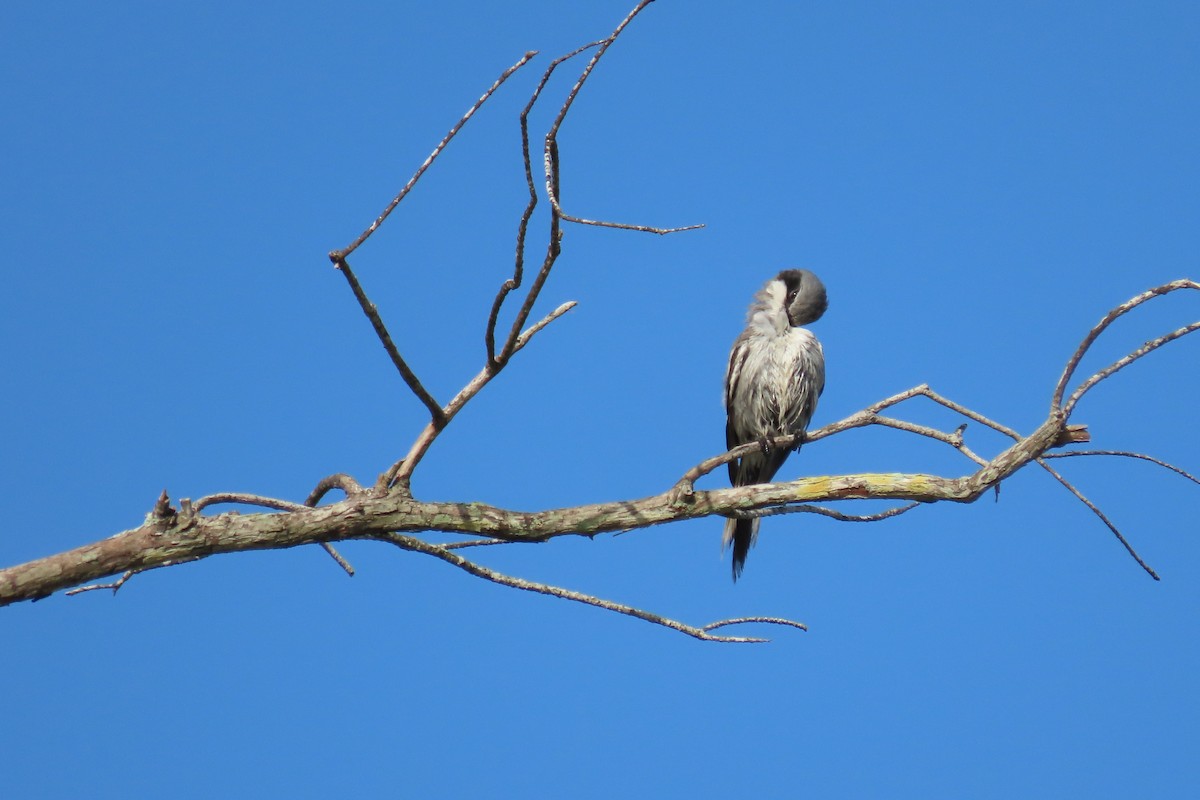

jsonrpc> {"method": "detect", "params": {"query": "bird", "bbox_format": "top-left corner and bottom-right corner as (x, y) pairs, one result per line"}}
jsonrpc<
(723, 269), (827, 580)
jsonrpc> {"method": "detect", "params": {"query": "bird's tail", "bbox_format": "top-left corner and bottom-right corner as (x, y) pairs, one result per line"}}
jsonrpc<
(722, 516), (760, 582)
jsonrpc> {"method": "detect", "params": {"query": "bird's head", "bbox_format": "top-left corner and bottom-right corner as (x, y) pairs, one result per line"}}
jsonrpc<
(776, 269), (827, 327)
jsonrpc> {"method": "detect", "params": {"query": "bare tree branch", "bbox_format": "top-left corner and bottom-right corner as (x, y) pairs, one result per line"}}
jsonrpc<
(8, 275), (1190, 629)
(370, 2), (696, 491)
(1, 3), (1195, 646)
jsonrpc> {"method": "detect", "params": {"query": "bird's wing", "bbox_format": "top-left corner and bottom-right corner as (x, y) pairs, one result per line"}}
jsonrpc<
(724, 332), (753, 484)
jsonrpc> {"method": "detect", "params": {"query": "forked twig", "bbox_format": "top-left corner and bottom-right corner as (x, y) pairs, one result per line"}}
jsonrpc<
(1053, 279), (1200, 411)
(1064, 320), (1200, 415)
(381, 301), (578, 490)
(327, 52), (540, 427)
(65, 557), (203, 597)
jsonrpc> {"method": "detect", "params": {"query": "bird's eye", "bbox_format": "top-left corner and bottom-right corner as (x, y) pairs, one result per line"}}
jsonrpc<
(786, 290), (799, 305)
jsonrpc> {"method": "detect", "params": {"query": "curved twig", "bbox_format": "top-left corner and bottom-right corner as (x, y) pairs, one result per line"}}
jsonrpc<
(1042, 450), (1200, 486)
(306, 473), (366, 507)
(702, 617), (809, 634)
(192, 492), (310, 515)
(192, 492), (354, 577)
(381, 532), (800, 643)
(742, 502), (923, 523)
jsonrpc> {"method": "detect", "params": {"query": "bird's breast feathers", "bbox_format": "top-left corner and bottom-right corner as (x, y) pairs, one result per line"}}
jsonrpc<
(727, 327), (824, 438)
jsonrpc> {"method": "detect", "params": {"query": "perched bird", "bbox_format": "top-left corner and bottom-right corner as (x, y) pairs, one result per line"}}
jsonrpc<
(723, 269), (827, 580)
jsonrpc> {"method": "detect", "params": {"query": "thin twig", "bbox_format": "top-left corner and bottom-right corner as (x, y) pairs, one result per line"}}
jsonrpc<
(1036, 459), (1160, 580)
(300, 476), (361, 576)
(1042, 450), (1200, 485)
(441, 538), (513, 551)
(317, 545), (355, 577)
(333, 51), (538, 260)
(381, 532), (802, 642)
(702, 617), (808, 634)
(65, 557), (203, 597)
(741, 502), (922, 523)
(65, 569), (135, 596)
(559, 214), (705, 235)
(192, 493), (310, 515)
(333, 256), (446, 425)
(895, 385), (1022, 441)
(871, 416), (988, 465)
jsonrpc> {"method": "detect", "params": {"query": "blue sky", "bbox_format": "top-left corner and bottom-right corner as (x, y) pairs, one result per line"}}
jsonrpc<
(2, 1), (1198, 797)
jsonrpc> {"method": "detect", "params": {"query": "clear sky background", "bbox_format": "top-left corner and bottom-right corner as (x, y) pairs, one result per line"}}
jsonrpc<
(2, 1), (1198, 797)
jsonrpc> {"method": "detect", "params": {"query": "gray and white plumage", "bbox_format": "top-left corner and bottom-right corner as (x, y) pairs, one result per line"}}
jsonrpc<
(723, 269), (827, 580)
